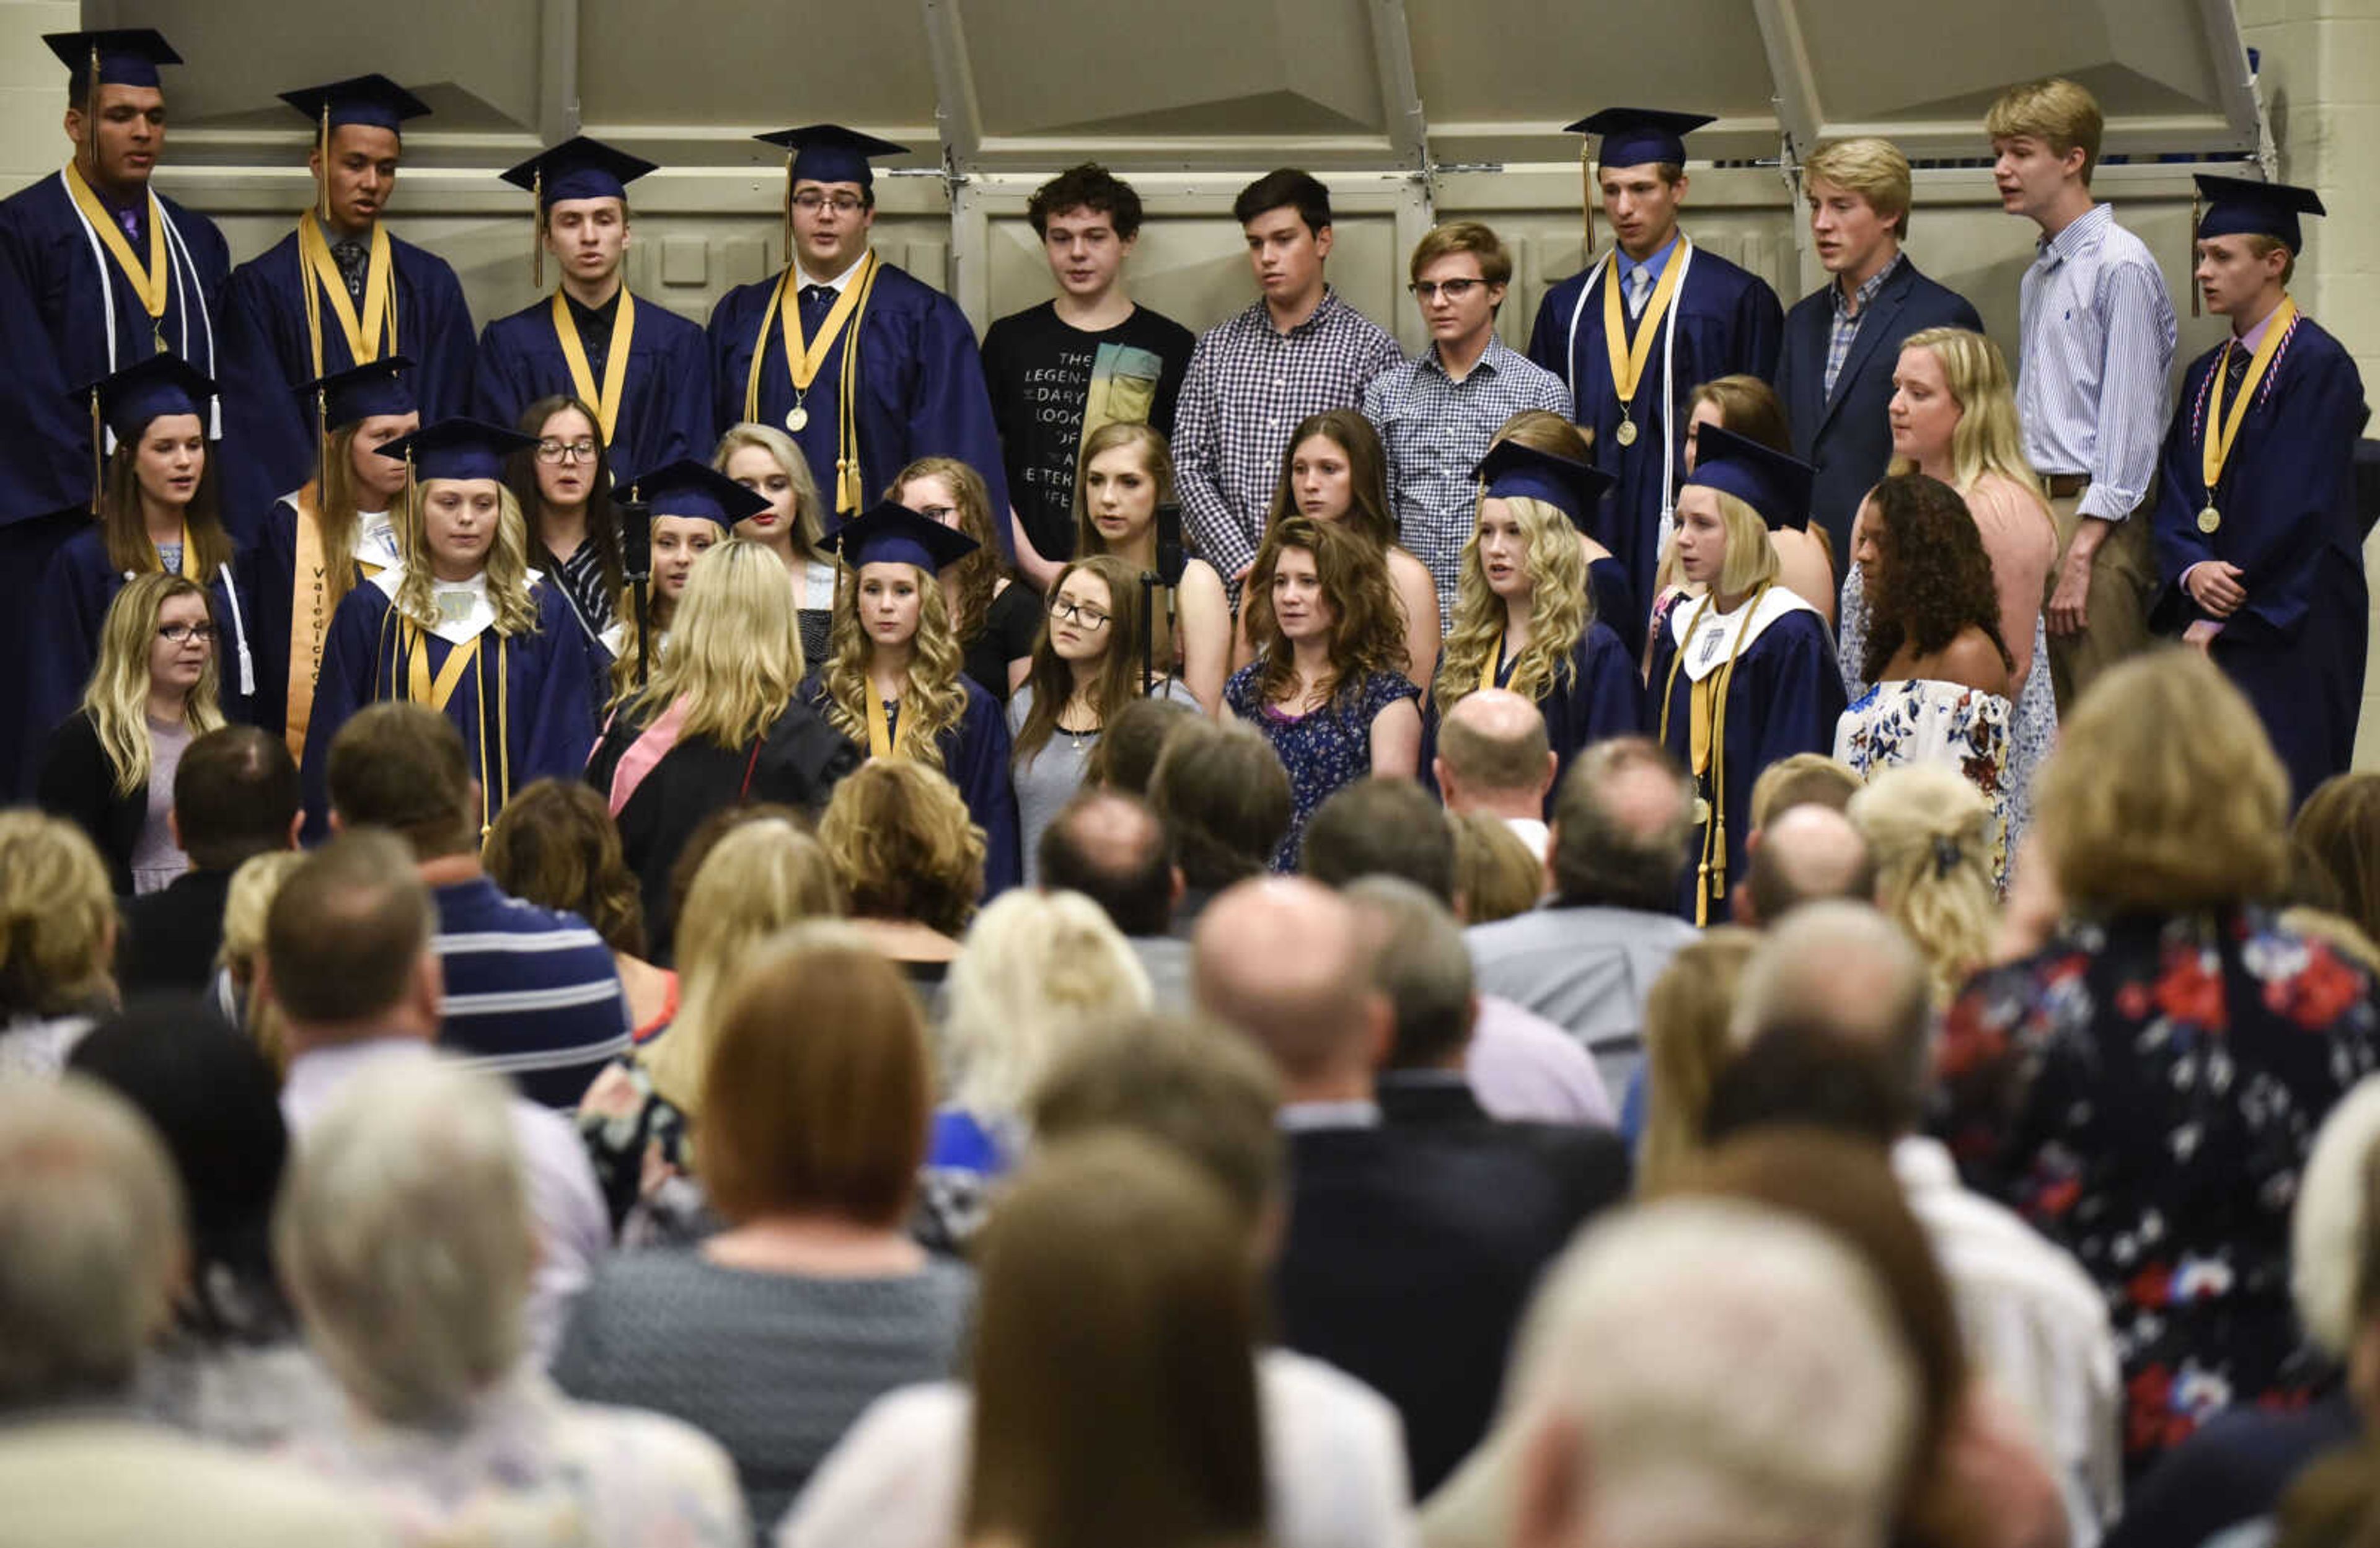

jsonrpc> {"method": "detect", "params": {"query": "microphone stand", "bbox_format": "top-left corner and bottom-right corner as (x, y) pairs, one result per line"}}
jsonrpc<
(1139, 571), (1160, 698)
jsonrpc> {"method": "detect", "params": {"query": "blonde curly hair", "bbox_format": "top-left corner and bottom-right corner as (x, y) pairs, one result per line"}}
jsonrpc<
(820, 562), (969, 771)
(943, 890), (1153, 1122)
(1848, 765), (1998, 1008)
(1435, 492), (1592, 715)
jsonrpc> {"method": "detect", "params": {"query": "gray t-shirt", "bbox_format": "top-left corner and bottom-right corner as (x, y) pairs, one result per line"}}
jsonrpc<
(131, 716), (193, 895)
(1008, 678), (1199, 887)
(550, 1249), (973, 1534)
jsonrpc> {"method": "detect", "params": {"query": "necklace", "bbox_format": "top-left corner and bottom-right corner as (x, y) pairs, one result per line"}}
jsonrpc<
(1056, 691), (1101, 751)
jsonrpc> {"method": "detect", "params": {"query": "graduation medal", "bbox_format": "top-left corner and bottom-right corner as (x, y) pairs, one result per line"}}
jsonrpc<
(63, 159), (171, 353)
(2197, 297), (2299, 542)
(1600, 242), (1687, 455)
(787, 403), (809, 433)
(551, 286), (636, 446)
(744, 252), (883, 512)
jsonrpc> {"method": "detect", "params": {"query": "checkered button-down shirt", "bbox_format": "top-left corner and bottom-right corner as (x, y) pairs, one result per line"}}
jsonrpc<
(1823, 252), (1903, 399)
(1171, 288), (1403, 584)
(1364, 335), (1574, 626)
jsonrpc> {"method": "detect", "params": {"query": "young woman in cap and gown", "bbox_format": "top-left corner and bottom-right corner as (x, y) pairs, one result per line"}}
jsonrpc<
(800, 501), (1022, 896)
(1646, 426), (1844, 924)
(474, 136), (712, 480)
(215, 75), (477, 521)
(2154, 174), (2369, 808)
(1426, 438), (1642, 805)
(298, 418), (602, 838)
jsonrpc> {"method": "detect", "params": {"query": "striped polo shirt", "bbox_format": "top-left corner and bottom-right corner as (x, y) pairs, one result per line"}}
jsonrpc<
(433, 876), (633, 1110)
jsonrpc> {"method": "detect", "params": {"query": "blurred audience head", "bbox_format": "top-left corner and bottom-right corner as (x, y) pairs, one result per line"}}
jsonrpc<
(1343, 876), (1477, 1072)
(1549, 737), (1695, 912)
(260, 831), (438, 1049)
(1450, 809), (1545, 924)
(945, 889), (1152, 1122)
(215, 848), (307, 1069)
(2294, 772), (2380, 953)
(819, 760), (985, 936)
(1302, 776), (1457, 903)
(1846, 768), (1995, 1012)
(1038, 790), (1179, 938)
(1435, 688), (1558, 819)
(1148, 719), (1294, 891)
(0, 811), (117, 1021)
(2291, 1077), (2380, 1387)
(1086, 696), (1201, 796)
(325, 703), (478, 860)
(483, 778), (647, 957)
(1726, 902), (1931, 1133)
(1748, 752), (1865, 831)
(1635, 926), (1760, 1195)
(172, 726), (300, 872)
(1193, 877), (1387, 1097)
(1741, 803), (1875, 928)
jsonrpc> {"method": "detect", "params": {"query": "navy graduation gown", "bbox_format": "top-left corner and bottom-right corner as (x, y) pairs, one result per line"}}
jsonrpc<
(798, 669), (1022, 899)
(0, 173), (231, 528)
(2153, 315), (2369, 807)
(1588, 556), (1638, 657)
(216, 228), (478, 523)
(705, 260), (1012, 552)
(1527, 244), (1784, 644)
(1422, 620), (1643, 813)
(1647, 600), (1843, 924)
(473, 291), (712, 477)
(27, 529), (258, 763)
(298, 579), (600, 839)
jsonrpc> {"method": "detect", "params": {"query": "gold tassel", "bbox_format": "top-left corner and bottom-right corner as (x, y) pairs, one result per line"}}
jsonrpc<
(315, 384), (330, 492)
(781, 151), (795, 269)
(89, 394), (104, 512)
(319, 101), (332, 224)
(531, 169), (544, 289)
(1580, 143), (1596, 255)
(2188, 187), (2202, 319)
(86, 47), (101, 184)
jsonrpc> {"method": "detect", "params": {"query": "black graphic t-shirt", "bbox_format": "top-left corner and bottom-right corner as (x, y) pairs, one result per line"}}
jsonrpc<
(980, 301), (1196, 564)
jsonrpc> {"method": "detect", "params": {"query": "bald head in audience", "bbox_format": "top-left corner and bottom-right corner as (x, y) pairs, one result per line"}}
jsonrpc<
(1434, 690), (1558, 822)
(1723, 902), (1934, 1133)
(1192, 877), (1390, 1101)
(1548, 737), (1696, 912)
(1739, 804), (1877, 928)
(1038, 790), (1182, 939)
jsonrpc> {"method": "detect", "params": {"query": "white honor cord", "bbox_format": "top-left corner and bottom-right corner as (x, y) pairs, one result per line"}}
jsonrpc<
(61, 173), (121, 451)
(1561, 251), (1615, 403)
(218, 564), (255, 696)
(156, 205), (221, 438)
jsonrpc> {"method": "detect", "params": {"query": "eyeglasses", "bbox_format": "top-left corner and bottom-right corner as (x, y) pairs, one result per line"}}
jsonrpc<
(537, 438), (599, 464)
(157, 623), (218, 645)
(1408, 278), (1487, 302)
(911, 503), (959, 525)
(1049, 597), (1111, 630)
(792, 191), (866, 215)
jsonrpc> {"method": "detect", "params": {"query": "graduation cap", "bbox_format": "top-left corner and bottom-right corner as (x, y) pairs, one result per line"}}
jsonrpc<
(756, 123), (909, 190)
(376, 417), (539, 485)
(1564, 108), (1716, 172)
(821, 501), (978, 576)
(2195, 173), (2325, 253)
(1681, 424), (1814, 532)
(281, 76), (431, 226)
(1474, 439), (1614, 530)
(305, 356), (416, 433)
(629, 458), (772, 530)
(86, 351), (215, 445)
(46, 29), (180, 94)
(501, 136), (659, 284)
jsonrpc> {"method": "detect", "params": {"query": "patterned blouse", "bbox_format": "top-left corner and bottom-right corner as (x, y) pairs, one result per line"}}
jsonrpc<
(1833, 678), (2014, 886)
(1931, 905), (2380, 1474)
(576, 1056), (713, 1249)
(1224, 664), (1420, 873)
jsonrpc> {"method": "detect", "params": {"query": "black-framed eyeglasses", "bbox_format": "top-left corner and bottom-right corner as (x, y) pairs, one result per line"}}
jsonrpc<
(157, 622), (218, 644)
(911, 503), (960, 526)
(1049, 597), (1111, 630)
(792, 191), (866, 215)
(1409, 278), (1486, 301)
(537, 438), (599, 464)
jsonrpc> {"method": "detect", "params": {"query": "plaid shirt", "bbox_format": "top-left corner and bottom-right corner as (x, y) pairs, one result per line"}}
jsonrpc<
(1171, 288), (1403, 584)
(1822, 252), (1902, 399)
(1364, 335), (1574, 625)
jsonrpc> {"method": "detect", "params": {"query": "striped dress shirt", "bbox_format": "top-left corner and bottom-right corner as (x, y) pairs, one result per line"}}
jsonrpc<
(432, 875), (634, 1109)
(2014, 203), (2177, 522)
(1171, 288), (1404, 584)
(1365, 335), (1574, 625)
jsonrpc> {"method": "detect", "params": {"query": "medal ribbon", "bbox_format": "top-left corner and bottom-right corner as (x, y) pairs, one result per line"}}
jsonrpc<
(63, 159), (168, 330)
(403, 620), (483, 711)
(296, 211), (397, 378)
(1600, 238), (1690, 418)
(741, 252), (876, 418)
(552, 286), (637, 445)
(2200, 297), (2298, 499)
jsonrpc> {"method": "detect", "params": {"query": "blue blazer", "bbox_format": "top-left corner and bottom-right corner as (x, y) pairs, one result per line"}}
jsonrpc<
(1774, 256), (1983, 577)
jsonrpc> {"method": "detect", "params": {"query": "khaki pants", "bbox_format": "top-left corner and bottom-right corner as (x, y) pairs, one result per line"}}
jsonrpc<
(2045, 489), (2156, 713)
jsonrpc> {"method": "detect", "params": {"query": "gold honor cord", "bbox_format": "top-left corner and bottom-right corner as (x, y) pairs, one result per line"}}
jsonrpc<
(400, 623), (509, 842)
(297, 211), (398, 379)
(552, 287), (636, 445)
(63, 159), (169, 350)
(1654, 582), (1770, 926)
(742, 252), (881, 512)
(2197, 297), (2298, 535)
(1600, 239), (1690, 447)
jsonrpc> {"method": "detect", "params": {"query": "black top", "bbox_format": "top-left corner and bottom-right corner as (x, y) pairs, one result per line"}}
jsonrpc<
(978, 301), (1196, 563)
(118, 866), (239, 996)
(37, 708), (143, 897)
(960, 580), (1044, 709)
(584, 695), (863, 964)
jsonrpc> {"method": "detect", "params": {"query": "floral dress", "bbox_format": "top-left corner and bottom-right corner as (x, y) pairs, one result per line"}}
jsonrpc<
(1224, 664), (1421, 873)
(576, 1056), (715, 1249)
(1840, 561), (2054, 858)
(1931, 906), (2380, 1475)
(1833, 678), (2014, 886)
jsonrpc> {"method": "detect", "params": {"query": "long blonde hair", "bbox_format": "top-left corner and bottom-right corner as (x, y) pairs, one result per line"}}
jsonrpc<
(1636, 927), (1760, 1194)
(82, 572), (226, 796)
(1435, 493), (1591, 714)
(943, 889), (1153, 1120)
(821, 563), (969, 770)
(1887, 328), (2044, 502)
(641, 818), (845, 1116)
(712, 422), (827, 560)
(1848, 765), (1999, 1008)
(390, 480), (539, 636)
(635, 539), (808, 749)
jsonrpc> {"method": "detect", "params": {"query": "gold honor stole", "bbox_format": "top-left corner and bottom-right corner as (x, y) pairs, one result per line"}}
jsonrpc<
(400, 618), (509, 837)
(281, 486), (387, 760)
(552, 288), (636, 444)
(296, 211), (398, 380)
(1601, 240), (1690, 444)
(742, 252), (882, 514)
(864, 686), (921, 761)
(1477, 636), (1506, 695)
(2198, 297), (2299, 533)
(1655, 582), (1771, 926)
(63, 161), (170, 351)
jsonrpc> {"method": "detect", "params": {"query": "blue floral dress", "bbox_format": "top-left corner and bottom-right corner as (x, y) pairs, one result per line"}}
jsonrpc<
(1225, 663), (1421, 872)
(1931, 906), (2380, 1475)
(1833, 679), (2014, 886)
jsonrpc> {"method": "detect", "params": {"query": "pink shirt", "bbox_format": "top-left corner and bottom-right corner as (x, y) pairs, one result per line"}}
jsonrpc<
(1960, 472), (2058, 685)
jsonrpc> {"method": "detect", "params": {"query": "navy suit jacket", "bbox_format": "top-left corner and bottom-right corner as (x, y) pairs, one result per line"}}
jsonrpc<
(1775, 256), (1984, 574)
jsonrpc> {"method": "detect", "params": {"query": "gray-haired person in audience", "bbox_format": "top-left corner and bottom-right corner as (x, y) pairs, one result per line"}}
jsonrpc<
(275, 1058), (747, 1544)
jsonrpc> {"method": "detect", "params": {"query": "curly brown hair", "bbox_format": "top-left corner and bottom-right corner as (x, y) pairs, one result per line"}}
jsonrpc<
(818, 760), (985, 936)
(482, 779), (646, 957)
(1245, 516), (1409, 713)
(1859, 474), (2012, 687)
